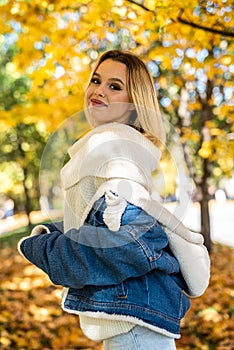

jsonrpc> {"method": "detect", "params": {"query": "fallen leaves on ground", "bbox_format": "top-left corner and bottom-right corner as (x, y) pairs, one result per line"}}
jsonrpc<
(0, 243), (233, 349)
(177, 244), (234, 350)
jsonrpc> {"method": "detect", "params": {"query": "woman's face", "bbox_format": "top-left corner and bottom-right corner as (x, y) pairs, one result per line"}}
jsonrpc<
(85, 59), (134, 126)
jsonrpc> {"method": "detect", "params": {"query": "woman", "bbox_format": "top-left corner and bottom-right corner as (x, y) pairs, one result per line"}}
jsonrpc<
(18, 50), (210, 349)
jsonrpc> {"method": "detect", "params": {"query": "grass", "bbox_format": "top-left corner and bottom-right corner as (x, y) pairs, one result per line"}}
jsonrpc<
(0, 226), (30, 248)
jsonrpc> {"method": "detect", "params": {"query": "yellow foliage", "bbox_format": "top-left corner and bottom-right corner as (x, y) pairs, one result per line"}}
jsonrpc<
(188, 101), (202, 111)
(217, 157), (233, 174)
(0, 0), (232, 147)
(205, 121), (217, 129)
(158, 76), (168, 89)
(173, 76), (184, 88)
(140, 11), (155, 24)
(210, 128), (223, 137)
(198, 141), (212, 159)
(181, 128), (200, 143)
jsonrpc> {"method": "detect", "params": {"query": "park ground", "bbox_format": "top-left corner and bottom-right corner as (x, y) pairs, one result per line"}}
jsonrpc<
(0, 201), (233, 349)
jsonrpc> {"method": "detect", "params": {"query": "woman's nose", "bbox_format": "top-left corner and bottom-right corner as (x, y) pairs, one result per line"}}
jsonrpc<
(94, 84), (106, 97)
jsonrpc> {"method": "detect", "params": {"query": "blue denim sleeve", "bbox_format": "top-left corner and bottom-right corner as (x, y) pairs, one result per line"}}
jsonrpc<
(19, 227), (153, 288)
(18, 199), (173, 289)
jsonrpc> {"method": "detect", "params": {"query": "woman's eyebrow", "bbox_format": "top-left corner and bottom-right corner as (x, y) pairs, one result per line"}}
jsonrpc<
(110, 78), (126, 86)
(93, 72), (125, 86)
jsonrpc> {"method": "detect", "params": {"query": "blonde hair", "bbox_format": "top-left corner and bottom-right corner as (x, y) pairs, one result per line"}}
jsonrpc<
(86, 50), (166, 146)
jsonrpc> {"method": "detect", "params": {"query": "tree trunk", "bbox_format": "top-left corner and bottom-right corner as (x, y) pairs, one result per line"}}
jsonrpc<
(16, 128), (33, 228)
(197, 80), (213, 252)
(198, 155), (212, 252)
(182, 141), (212, 252)
(199, 195), (212, 253)
(177, 80), (213, 252)
(22, 166), (33, 228)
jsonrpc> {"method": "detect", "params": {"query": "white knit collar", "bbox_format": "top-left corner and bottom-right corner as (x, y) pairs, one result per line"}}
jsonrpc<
(61, 123), (161, 191)
(68, 122), (160, 158)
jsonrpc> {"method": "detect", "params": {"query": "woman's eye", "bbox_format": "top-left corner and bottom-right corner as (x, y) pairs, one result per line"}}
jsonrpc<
(91, 77), (100, 84)
(110, 84), (121, 91)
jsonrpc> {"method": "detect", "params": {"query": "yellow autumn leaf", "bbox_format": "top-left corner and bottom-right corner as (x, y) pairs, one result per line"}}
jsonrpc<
(188, 101), (202, 111)
(198, 141), (212, 158)
(0, 336), (11, 347)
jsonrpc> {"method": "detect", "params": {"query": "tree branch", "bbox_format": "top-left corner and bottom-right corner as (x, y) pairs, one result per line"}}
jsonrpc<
(127, 0), (151, 12)
(177, 15), (234, 38)
(126, 0), (234, 37)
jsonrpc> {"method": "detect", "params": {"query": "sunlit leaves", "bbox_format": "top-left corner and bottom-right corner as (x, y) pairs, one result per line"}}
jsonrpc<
(0, 242), (103, 350)
(0, 0), (233, 198)
(177, 244), (234, 350)
(0, 1), (233, 128)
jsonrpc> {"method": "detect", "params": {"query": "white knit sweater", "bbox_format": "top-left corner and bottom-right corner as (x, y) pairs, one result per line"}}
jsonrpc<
(60, 122), (210, 341)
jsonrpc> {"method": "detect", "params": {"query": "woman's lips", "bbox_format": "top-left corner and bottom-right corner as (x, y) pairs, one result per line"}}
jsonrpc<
(91, 99), (107, 107)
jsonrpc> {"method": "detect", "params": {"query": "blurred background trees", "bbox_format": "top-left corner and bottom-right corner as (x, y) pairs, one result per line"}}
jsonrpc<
(0, 0), (233, 251)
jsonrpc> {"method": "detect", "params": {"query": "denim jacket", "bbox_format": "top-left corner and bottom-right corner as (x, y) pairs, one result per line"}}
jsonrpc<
(18, 196), (190, 339)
